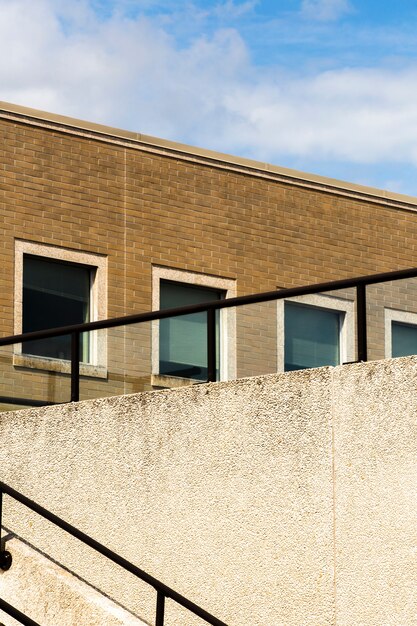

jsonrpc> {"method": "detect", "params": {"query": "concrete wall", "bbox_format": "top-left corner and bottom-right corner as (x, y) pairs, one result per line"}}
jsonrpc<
(0, 537), (147, 626)
(0, 357), (416, 625)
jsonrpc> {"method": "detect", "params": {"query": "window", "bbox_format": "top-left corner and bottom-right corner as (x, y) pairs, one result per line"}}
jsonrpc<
(385, 308), (417, 358)
(152, 266), (236, 386)
(284, 302), (341, 371)
(22, 256), (92, 361)
(277, 294), (354, 372)
(14, 241), (107, 373)
(159, 280), (222, 381)
(391, 322), (417, 357)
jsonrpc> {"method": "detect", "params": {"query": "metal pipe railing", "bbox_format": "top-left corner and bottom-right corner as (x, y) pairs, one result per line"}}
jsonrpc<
(356, 283), (368, 362)
(0, 597), (40, 626)
(70, 332), (80, 403)
(0, 266), (416, 401)
(0, 481), (228, 626)
(1, 266), (417, 347)
(1, 267), (417, 622)
(207, 308), (217, 383)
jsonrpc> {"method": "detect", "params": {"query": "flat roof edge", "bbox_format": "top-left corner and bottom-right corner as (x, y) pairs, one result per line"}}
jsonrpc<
(1, 100), (417, 210)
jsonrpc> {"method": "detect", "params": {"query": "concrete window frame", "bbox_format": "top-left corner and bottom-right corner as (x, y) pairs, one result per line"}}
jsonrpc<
(151, 266), (236, 388)
(14, 240), (108, 377)
(277, 293), (355, 372)
(384, 307), (417, 358)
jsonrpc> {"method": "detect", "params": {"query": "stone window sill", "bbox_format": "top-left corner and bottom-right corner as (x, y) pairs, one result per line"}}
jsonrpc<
(151, 374), (201, 389)
(13, 354), (107, 379)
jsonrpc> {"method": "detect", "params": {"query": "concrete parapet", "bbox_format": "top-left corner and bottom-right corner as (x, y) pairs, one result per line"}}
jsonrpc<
(0, 357), (416, 625)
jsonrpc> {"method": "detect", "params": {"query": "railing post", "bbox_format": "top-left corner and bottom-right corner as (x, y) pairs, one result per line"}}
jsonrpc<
(0, 488), (12, 571)
(155, 590), (165, 626)
(207, 308), (216, 382)
(70, 331), (80, 402)
(356, 283), (368, 362)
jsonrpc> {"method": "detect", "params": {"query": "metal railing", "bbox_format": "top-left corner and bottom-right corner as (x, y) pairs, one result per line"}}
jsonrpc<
(1, 267), (417, 623)
(0, 481), (228, 626)
(0, 267), (416, 404)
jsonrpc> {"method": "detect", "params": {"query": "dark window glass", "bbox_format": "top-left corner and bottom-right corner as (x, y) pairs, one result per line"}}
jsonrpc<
(159, 281), (222, 381)
(391, 321), (417, 358)
(23, 256), (91, 361)
(285, 302), (341, 371)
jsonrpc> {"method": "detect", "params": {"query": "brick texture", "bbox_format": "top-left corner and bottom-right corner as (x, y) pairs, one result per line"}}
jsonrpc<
(1, 114), (417, 405)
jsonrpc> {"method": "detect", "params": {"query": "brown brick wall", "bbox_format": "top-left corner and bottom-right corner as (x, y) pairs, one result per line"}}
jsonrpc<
(1, 114), (417, 407)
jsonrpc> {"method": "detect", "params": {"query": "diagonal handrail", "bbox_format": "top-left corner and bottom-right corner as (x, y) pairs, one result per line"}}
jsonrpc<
(1, 268), (417, 623)
(0, 597), (41, 626)
(0, 482), (228, 626)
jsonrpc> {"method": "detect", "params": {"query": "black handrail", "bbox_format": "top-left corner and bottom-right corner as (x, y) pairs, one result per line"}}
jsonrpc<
(0, 266), (416, 399)
(0, 598), (41, 626)
(0, 482), (228, 626)
(0, 597), (40, 626)
(1, 266), (417, 346)
(1, 268), (417, 622)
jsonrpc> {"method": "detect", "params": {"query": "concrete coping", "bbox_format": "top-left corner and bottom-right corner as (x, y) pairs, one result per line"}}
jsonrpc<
(1, 100), (417, 212)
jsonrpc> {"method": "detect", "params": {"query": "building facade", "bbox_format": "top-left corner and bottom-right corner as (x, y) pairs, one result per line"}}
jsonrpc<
(1, 101), (417, 408)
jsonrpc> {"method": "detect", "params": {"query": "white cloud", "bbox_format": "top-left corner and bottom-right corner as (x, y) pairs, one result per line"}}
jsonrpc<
(300, 0), (352, 22)
(219, 66), (417, 166)
(214, 0), (258, 19)
(1, 0), (417, 182)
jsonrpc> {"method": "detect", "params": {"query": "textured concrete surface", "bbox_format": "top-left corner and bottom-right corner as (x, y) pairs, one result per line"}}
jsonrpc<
(0, 537), (145, 626)
(0, 358), (416, 625)
(332, 360), (417, 626)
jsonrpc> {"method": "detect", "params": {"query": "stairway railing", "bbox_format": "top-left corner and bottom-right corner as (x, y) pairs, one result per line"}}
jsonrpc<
(0, 481), (228, 626)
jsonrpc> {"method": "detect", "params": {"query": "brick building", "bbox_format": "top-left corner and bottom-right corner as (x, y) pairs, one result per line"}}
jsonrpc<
(1, 100), (417, 408)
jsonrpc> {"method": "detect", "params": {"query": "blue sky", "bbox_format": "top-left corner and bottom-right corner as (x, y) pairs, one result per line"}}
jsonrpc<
(2, 0), (417, 195)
